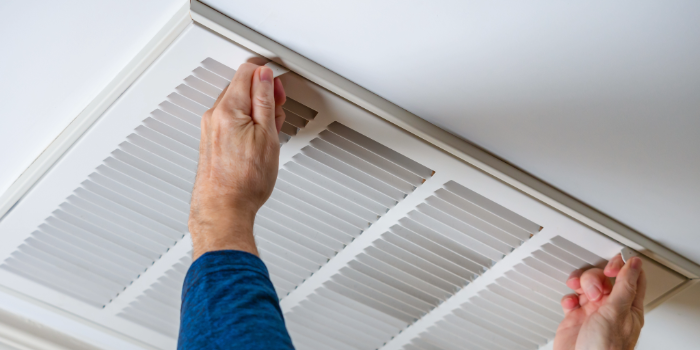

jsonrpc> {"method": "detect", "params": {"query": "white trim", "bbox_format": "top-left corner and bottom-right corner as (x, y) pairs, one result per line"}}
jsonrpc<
(0, 2), (192, 222)
(0, 285), (156, 350)
(190, 0), (700, 279)
(645, 278), (700, 313)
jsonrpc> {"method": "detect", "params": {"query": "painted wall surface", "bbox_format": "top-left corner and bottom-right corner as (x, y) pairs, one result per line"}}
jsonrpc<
(0, 0), (186, 203)
(202, 0), (700, 266)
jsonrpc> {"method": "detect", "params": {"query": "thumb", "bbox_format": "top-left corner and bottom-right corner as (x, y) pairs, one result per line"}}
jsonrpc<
(608, 257), (644, 312)
(251, 66), (277, 134)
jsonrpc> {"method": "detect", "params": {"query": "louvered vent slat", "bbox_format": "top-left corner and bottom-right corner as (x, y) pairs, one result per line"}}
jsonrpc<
(118, 254), (193, 337)
(134, 125), (199, 160)
(291, 154), (397, 208)
(102, 157), (192, 202)
(95, 165), (190, 214)
(256, 120), (433, 303)
(183, 75), (223, 97)
(159, 101), (202, 127)
(400, 236), (605, 350)
(175, 84), (216, 107)
(168, 93), (208, 116)
(283, 112), (308, 128)
(192, 66), (230, 89)
(285, 181), (539, 350)
(326, 122), (432, 179)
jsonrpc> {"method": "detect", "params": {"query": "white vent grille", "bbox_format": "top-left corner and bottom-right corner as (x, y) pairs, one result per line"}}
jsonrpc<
(256, 121), (433, 298)
(0, 58), (319, 307)
(0, 24), (687, 350)
(119, 254), (193, 338)
(113, 118), (434, 337)
(403, 236), (603, 350)
(284, 181), (541, 350)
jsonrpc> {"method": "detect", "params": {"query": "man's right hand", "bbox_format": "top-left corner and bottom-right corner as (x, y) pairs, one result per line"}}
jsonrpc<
(188, 63), (286, 260)
(554, 254), (646, 350)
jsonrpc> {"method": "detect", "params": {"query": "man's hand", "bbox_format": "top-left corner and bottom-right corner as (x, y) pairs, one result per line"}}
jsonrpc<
(554, 254), (646, 350)
(189, 63), (286, 260)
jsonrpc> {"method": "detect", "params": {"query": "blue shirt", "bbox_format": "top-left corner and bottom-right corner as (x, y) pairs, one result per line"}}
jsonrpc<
(178, 250), (295, 350)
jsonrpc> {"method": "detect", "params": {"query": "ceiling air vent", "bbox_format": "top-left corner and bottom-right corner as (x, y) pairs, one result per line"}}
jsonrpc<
(283, 180), (540, 350)
(256, 121), (433, 299)
(0, 15), (692, 350)
(402, 236), (601, 350)
(0, 57), (322, 308)
(119, 254), (193, 338)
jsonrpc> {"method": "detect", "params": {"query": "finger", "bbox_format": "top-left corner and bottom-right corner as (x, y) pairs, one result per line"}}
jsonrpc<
(210, 83), (229, 110)
(604, 254), (624, 278)
(220, 62), (259, 116)
(578, 293), (589, 306)
(579, 268), (608, 302)
(566, 269), (584, 292)
(251, 66), (276, 133)
(274, 78), (286, 134)
(274, 105), (286, 134)
(608, 257), (644, 311)
(560, 294), (580, 314)
(630, 258), (646, 311)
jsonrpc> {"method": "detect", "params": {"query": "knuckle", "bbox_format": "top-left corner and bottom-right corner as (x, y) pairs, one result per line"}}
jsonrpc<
(238, 62), (259, 71)
(202, 109), (214, 121)
(623, 282), (637, 296)
(253, 95), (275, 110)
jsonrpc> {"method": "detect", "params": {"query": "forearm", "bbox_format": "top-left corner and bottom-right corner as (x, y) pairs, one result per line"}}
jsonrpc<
(178, 251), (294, 350)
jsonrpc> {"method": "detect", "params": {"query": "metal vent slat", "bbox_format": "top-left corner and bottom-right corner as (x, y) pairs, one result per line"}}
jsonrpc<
(192, 66), (230, 89)
(258, 206), (348, 250)
(403, 236), (603, 349)
(134, 125), (199, 160)
(326, 122), (432, 179)
(284, 161), (390, 214)
(96, 165), (190, 214)
(183, 75), (222, 98)
(159, 101), (202, 127)
(285, 181), (539, 350)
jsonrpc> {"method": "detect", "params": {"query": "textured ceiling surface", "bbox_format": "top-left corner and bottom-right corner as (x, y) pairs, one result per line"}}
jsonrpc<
(202, 0), (700, 265)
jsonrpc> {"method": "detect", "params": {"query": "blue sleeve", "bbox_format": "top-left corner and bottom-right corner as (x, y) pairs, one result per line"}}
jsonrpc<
(178, 250), (295, 350)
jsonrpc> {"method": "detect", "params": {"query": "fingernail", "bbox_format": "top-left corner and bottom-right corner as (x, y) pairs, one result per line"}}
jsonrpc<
(585, 285), (601, 301)
(260, 67), (273, 83)
(631, 257), (642, 271)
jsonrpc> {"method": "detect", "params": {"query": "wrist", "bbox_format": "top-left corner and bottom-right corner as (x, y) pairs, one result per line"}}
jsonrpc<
(189, 206), (259, 260)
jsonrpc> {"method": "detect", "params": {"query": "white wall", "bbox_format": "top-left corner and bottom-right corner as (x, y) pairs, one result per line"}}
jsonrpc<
(0, 0), (186, 201)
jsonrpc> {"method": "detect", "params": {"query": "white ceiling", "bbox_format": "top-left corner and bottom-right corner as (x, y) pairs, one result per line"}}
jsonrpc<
(0, 0), (186, 206)
(202, 0), (700, 265)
